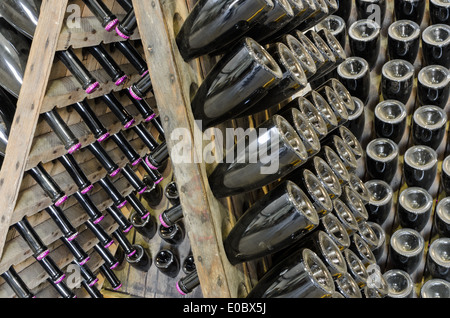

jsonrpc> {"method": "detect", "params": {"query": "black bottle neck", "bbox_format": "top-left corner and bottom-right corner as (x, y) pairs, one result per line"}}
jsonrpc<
(85, 219), (114, 248)
(160, 204), (183, 228)
(1, 267), (35, 298)
(130, 74), (153, 100)
(88, 141), (120, 177)
(58, 154), (92, 194)
(48, 278), (76, 298)
(28, 163), (67, 206)
(95, 244), (119, 270)
(87, 45), (127, 84)
(42, 110), (80, 153)
(82, 280), (104, 298)
(111, 132), (141, 166)
(75, 261), (98, 286)
(112, 229), (136, 257)
(177, 270), (200, 295)
(106, 205), (133, 233)
(82, 0), (118, 30)
(72, 100), (109, 142)
(45, 204), (78, 241)
(14, 218), (48, 260)
(38, 256), (65, 284)
(116, 9), (137, 39)
(56, 49), (99, 93)
(113, 41), (148, 76)
(126, 192), (150, 219)
(100, 93), (135, 128)
(133, 123), (158, 152)
(100, 264), (122, 290)
(146, 142), (168, 170)
(116, 0), (133, 11)
(125, 89), (156, 121)
(73, 191), (104, 223)
(121, 164), (147, 194)
(98, 177), (127, 209)
(60, 236), (90, 265)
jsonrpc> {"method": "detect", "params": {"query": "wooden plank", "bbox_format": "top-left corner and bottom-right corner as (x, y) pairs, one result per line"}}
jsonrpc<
(132, 0), (253, 298)
(57, 15), (141, 51)
(0, 0), (69, 261)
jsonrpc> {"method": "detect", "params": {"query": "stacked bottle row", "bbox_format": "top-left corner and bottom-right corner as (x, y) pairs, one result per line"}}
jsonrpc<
(172, 0), (450, 298)
(0, 0), (175, 298)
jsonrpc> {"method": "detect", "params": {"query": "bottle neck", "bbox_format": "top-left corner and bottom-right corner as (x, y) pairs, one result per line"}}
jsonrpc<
(56, 49), (98, 93)
(88, 141), (120, 176)
(45, 204), (78, 240)
(161, 204), (184, 228)
(114, 41), (148, 75)
(98, 177), (127, 208)
(42, 110), (80, 153)
(116, 9), (137, 39)
(58, 154), (92, 193)
(72, 101), (108, 141)
(112, 229), (136, 257)
(111, 132), (141, 165)
(85, 219), (114, 248)
(14, 218), (48, 260)
(1, 267), (35, 298)
(87, 45), (126, 84)
(101, 93), (134, 127)
(133, 124), (158, 151)
(82, 0), (118, 30)
(177, 271), (200, 295)
(121, 164), (147, 194)
(126, 192), (150, 219)
(74, 191), (104, 223)
(28, 164), (66, 205)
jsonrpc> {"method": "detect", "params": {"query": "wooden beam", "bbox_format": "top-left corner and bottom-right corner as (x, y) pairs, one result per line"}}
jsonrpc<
(0, 0), (69, 260)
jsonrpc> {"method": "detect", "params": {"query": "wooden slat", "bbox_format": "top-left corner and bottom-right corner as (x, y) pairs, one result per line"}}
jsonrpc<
(132, 0), (252, 298)
(0, 0), (69, 260)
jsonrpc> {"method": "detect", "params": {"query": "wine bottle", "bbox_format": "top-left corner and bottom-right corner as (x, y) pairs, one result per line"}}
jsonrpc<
(244, 0), (295, 44)
(42, 110), (82, 154)
(164, 181), (180, 206)
(208, 115), (308, 198)
(99, 264), (122, 291)
(159, 222), (185, 245)
(100, 93), (135, 129)
(116, 8), (137, 40)
(113, 41), (148, 76)
(0, 266), (35, 298)
(120, 164), (147, 194)
(281, 34), (317, 80)
(98, 176), (128, 210)
(140, 159), (164, 187)
(111, 131), (141, 166)
(73, 191), (105, 224)
(73, 261), (99, 287)
(81, 280), (104, 298)
(37, 255), (65, 284)
(223, 180), (319, 265)
(87, 140), (121, 177)
(175, 0), (274, 61)
(128, 73), (153, 101)
(298, 0), (337, 32)
(105, 205), (133, 233)
(236, 42), (308, 117)
(124, 89), (156, 122)
(246, 248), (335, 298)
(116, 0), (133, 12)
(133, 123), (159, 152)
(126, 191), (150, 220)
(296, 168), (334, 217)
(182, 254), (196, 275)
(155, 248), (180, 278)
(45, 204), (78, 241)
(48, 278), (76, 298)
(144, 142), (169, 172)
(60, 236), (90, 266)
(177, 270), (200, 295)
(14, 217), (49, 261)
(27, 163), (68, 207)
(189, 37), (283, 130)
(81, 0), (119, 32)
(160, 204), (183, 229)
(112, 229), (136, 258)
(58, 154), (93, 194)
(87, 44), (128, 86)
(94, 243), (119, 270)
(85, 219), (114, 249)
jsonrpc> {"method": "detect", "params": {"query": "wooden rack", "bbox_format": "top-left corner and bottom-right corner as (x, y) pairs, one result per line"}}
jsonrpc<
(0, 0), (162, 298)
(0, 0), (447, 299)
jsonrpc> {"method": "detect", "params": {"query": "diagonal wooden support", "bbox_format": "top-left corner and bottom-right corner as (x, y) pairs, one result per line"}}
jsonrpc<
(0, 0), (69, 260)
